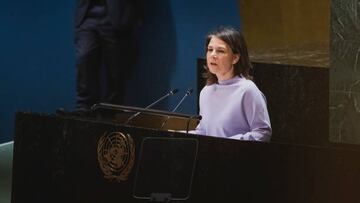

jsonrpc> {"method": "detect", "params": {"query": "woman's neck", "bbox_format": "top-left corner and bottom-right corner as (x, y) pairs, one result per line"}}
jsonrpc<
(217, 72), (235, 82)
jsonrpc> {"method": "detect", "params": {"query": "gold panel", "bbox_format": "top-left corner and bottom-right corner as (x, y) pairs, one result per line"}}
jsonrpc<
(239, 0), (330, 67)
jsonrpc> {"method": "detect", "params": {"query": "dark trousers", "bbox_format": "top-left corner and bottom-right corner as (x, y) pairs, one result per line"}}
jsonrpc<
(75, 6), (135, 110)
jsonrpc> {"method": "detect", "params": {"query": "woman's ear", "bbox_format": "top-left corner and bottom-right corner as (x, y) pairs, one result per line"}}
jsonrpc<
(232, 54), (240, 64)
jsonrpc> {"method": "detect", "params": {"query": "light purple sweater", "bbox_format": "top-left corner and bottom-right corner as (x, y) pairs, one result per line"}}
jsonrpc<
(192, 76), (271, 141)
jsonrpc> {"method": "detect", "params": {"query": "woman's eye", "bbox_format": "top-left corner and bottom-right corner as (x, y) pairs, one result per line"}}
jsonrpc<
(207, 48), (225, 54)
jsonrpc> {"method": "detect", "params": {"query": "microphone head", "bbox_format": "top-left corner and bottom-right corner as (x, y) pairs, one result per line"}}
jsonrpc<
(186, 88), (193, 95)
(170, 88), (179, 95)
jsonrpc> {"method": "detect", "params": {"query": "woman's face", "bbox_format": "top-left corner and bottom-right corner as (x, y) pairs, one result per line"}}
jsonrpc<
(206, 36), (239, 81)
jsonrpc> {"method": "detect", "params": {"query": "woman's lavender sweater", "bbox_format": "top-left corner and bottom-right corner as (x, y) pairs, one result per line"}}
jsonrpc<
(192, 76), (271, 141)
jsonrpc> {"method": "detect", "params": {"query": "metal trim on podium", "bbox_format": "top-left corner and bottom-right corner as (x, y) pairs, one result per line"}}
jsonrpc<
(91, 103), (201, 131)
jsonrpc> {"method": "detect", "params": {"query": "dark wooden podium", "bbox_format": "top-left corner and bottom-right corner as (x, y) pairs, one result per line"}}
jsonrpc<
(11, 108), (360, 203)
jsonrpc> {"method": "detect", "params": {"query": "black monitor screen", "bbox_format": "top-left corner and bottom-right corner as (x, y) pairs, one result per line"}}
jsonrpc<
(133, 137), (198, 201)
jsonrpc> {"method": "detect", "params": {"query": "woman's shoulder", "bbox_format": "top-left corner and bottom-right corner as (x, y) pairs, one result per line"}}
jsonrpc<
(238, 78), (267, 102)
(237, 77), (259, 91)
(199, 84), (214, 95)
(199, 83), (220, 98)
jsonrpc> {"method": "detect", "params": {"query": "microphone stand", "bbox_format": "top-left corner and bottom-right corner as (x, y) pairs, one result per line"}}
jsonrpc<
(172, 88), (193, 112)
(124, 89), (178, 125)
(160, 88), (193, 129)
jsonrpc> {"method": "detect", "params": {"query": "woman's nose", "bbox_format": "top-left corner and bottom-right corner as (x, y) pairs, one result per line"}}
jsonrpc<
(210, 51), (217, 57)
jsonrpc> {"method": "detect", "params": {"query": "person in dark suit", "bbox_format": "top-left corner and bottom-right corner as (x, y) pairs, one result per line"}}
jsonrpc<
(75, 0), (142, 110)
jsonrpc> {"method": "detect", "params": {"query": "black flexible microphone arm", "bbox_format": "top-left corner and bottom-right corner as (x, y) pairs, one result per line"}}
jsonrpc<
(124, 89), (178, 125)
(172, 88), (193, 112)
(186, 115), (202, 133)
(145, 89), (178, 109)
(160, 88), (193, 129)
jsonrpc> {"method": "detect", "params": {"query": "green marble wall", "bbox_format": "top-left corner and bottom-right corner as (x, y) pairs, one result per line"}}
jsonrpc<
(0, 142), (13, 203)
(330, 0), (360, 144)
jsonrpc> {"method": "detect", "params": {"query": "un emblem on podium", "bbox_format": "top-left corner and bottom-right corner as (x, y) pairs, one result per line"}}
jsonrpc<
(97, 132), (135, 182)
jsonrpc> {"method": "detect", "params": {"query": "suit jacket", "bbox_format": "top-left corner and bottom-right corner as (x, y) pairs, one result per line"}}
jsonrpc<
(75, 0), (142, 29)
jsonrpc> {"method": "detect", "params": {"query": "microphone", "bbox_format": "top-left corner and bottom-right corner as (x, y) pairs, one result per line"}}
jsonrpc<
(160, 88), (193, 129)
(144, 89), (178, 109)
(172, 88), (193, 112)
(124, 88), (178, 125)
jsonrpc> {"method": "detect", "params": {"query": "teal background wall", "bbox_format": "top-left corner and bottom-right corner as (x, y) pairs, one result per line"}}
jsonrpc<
(0, 1), (76, 143)
(0, 0), (240, 143)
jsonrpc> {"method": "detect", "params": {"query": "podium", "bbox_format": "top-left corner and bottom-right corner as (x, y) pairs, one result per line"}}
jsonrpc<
(11, 108), (360, 202)
(90, 103), (201, 131)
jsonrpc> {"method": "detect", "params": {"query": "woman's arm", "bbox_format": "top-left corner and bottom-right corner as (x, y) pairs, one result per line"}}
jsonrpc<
(229, 85), (272, 142)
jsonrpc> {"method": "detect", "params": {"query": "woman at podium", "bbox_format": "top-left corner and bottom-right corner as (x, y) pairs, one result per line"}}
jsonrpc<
(191, 27), (271, 141)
